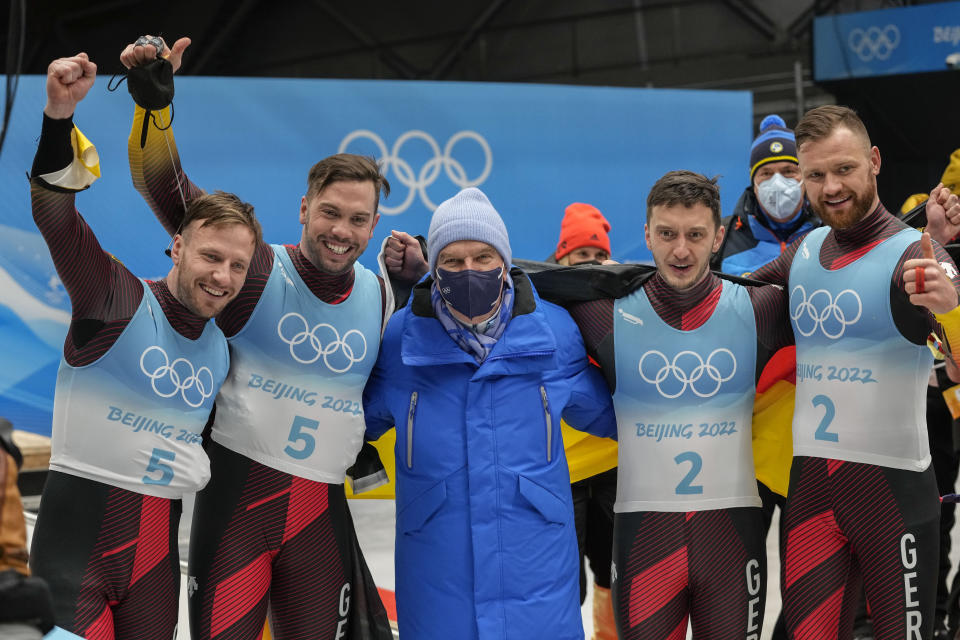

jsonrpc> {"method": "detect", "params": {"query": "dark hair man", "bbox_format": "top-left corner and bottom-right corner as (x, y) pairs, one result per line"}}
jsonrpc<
(120, 36), (402, 640)
(526, 171), (791, 638)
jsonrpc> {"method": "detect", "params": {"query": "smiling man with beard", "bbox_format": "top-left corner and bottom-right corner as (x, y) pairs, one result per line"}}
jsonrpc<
(748, 105), (960, 640)
(27, 53), (261, 639)
(117, 35), (403, 640)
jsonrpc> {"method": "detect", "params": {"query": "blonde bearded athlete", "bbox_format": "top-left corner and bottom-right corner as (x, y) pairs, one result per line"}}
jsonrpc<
(27, 52), (261, 639)
(751, 105), (960, 640)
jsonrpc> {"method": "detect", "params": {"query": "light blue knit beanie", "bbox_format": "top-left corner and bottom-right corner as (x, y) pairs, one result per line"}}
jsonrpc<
(427, 187), (512, 271)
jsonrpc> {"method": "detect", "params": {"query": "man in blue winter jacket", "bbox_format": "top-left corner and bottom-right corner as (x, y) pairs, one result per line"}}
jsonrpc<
(362, 187), (617, 640)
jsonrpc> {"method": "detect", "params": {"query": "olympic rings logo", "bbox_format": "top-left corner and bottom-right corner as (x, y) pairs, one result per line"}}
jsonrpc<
(139, 346), (215, 408)
(789, 285), (862, 339)
(338, 130), (493, 215)
(848, 25), (900, 62)
(277, 312), (368, 373)
(638, 348), (737, 399)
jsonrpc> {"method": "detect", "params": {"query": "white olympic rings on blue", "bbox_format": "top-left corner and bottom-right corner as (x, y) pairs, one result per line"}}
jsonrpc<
(338, 130), (492, 214)
(277, 312), (367, 373)
(638, 348), (737, 399)
(139, 346), (215, 408)
(848, 25), (900, 62)
(790, 285), (862, 339)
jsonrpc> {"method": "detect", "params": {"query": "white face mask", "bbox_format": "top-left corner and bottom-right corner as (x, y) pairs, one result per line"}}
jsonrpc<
(756, 172), (803, 222)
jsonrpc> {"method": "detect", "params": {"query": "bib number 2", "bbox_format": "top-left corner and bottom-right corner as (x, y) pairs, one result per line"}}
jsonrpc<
(674, 451), (704, 495)
(813, 394), (838, 442)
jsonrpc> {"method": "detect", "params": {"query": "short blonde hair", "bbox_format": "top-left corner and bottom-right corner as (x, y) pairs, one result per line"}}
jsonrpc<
(183, 191), (262, 245)
(795, 105), (871, 152)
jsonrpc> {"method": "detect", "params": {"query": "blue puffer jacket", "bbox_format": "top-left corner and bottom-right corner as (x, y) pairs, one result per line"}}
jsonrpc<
(363, 269), (616, 640)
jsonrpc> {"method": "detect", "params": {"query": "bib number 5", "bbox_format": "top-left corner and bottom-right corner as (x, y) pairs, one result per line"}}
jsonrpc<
(143, 448), (175, 486)
(285, 415), (320, 460)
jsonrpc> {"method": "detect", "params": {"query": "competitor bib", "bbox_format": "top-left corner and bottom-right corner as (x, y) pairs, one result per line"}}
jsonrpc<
(789, 227), (932, 471)
(50, 283), (227, 498)
(212, 246), (382, 483)
(613, 281), (759, 512)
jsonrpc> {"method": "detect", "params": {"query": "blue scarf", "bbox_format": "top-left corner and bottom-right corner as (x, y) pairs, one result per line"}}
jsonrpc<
(432, 274), (514, 364)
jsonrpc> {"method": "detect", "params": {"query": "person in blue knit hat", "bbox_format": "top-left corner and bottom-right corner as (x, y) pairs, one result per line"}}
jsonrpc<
(712, 114), (821, 278)
(363, 187), (617, 639)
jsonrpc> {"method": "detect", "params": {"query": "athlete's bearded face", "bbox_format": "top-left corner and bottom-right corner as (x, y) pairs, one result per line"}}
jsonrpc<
(645, 203), (724, 291)
(798, 126), (881, 231)
(299, 180), (379, 274)
(169, 220), (255, 319)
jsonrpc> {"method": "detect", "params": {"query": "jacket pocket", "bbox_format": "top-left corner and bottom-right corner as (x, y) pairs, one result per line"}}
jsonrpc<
(398, 478), (447, 535)
(405, 391), (418, 469)
(540, 385), (552, 463)
(518, 474), (567, 525)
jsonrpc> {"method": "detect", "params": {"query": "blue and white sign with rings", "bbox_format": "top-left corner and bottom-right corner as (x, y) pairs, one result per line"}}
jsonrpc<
(139, 346), (214, 408)
(638, 348), (737, 399)
(848, 25), (900, 62)
(339, 130), (493, 215)
(277, 312), (367, 373)
(790, 285), (862, 339)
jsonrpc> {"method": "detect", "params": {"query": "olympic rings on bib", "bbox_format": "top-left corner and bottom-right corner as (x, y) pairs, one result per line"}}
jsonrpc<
(638, 348), (737, 399)
(139, 346), (215, 408)
(277, 312), (368, 373)
(789, 285), (863, 339)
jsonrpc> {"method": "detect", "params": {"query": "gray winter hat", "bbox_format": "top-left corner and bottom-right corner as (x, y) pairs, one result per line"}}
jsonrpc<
(427, 187), (512, 271)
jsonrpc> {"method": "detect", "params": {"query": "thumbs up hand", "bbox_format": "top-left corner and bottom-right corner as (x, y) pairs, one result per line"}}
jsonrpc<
(903, 232), (959, 313)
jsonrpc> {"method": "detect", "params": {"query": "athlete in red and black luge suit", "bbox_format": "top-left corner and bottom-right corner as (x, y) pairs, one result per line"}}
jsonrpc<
(748, 106), (960, 640)
(28, 54), (260, 640)
(542, 172), (792, 639)
(119, 37), (412, 640)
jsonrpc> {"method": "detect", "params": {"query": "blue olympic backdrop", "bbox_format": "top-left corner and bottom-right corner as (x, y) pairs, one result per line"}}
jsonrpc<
(814, 1), (960, 81)
(0, 75), (750, 435)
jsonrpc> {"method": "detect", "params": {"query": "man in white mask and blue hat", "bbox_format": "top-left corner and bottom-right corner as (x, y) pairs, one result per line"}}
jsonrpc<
(713, 114), (819, 278)
(363, 187), (617, 640)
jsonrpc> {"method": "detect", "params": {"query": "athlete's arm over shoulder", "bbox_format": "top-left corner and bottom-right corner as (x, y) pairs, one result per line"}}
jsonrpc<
(749, 235), (805, 287)
(551, 309), (617, 440)
(748, 284), (793, 352)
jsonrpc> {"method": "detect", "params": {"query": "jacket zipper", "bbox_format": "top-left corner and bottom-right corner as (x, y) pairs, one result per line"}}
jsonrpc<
(406, 391), (418, 469)
(540, 385), (552, 463)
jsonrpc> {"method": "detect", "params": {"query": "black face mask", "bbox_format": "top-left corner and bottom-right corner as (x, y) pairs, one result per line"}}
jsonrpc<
(436, 266), (504, 319)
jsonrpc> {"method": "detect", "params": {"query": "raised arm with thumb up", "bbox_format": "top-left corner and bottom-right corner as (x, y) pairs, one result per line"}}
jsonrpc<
(902, 232), (959, 313)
